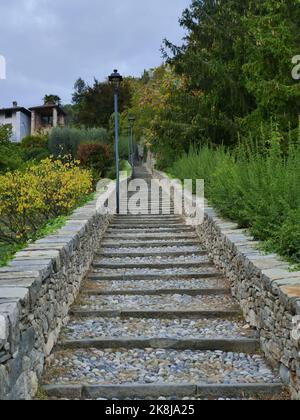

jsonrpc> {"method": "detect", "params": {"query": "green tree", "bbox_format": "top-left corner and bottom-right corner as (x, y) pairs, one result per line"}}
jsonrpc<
(43, 94), (62, 105)
(76, 78), (132, 129)
(242, 0), (300, 133)
(159, 0), (300, 153)
(72, 78), (87, 105)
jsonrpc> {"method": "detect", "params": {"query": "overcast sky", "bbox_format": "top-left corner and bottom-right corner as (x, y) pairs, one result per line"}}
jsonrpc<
(0, 0), (190, 108)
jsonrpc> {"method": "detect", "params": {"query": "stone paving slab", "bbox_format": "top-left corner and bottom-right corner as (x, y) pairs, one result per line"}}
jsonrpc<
(42, 383), (286, 400)
(70, 309), (242, 320)
(57, 338), (260, 353)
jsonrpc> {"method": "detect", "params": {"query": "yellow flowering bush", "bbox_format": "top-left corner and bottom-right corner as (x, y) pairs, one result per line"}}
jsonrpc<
(0, 158), (93, 243)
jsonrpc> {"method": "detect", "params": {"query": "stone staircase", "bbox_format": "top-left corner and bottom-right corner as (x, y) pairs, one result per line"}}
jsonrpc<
(41, 166), (286, 400)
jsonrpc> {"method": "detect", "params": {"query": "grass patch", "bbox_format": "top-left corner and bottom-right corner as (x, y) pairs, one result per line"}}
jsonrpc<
(0, 242), (25, 267)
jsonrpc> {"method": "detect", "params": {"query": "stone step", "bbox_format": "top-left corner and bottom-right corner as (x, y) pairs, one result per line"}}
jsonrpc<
(42, 383), (286, 400)
(118, 208), (178, 212)
(118, 210), (179, 214)
(88, 270), (222, 281)
(113, 216), (183, 221)
(70, 309), (241, 319)
(118, 202), (177, 205)
(109, 223), (185, 229)
(61, 317), (255, 342)
(92, 258), (212, 270)
(82, 288), (230, 297)
(85, 277), (228, 292)
(104, 233), (198, 241)
(76, 294), (237, 313)
(97, 248), (205, 258)
(42, 348), (281, 396)
(117, 212), (180, 217)
(112, 217), (183, 222)
(107, 227), (194, 234)
(57, 338), (260, 353)
(101, 240), (200, 248)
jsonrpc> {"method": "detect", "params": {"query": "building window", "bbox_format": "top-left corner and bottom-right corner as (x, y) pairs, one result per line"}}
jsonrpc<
(5, 110), (13, 119)
(41, 115), (53, 126)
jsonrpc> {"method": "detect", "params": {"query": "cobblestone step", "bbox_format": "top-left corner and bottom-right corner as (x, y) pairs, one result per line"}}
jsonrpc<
(111, 217), (183, 223)
(84, 277), (228, 291)
(88, 270), (224, 281)
(97, 248), (206, 258)
(110, 221), (184, 227)
(107, 227), (194, 235)
(92, 258), (212, 270)
(101, 240), (200, 248)
(42, 348), (281, 389)
(104, 234), (199, 241)
(77, 294), (237, 312)
(60, 317), (255, 341)
(98, 251), (206, 258)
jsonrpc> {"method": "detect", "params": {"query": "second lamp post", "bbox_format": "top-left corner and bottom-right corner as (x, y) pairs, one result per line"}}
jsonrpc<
(128, 115), (136, 167)
(109, 69), (123, 214)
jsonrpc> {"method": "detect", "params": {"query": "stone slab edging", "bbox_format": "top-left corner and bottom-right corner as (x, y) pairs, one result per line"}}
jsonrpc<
(151, 167), (300, 399)
(56, 337), (259, 353)
(0, 177), (128, 400)
(42, 382), (284, 399)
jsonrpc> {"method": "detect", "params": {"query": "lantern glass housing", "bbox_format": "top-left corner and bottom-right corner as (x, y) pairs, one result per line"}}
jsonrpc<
(109, 69), (123, 91)
(128, 116), (136, 127)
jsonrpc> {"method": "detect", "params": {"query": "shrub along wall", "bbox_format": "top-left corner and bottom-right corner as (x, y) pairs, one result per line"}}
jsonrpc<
(0, 179), (118, 400)
(0, 159), (92, 244)
(167, 129), (300, 266)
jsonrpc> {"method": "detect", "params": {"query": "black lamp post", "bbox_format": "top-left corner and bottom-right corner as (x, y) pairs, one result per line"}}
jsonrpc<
(109, 69), (123, 214)
(128, 115), (136, 167)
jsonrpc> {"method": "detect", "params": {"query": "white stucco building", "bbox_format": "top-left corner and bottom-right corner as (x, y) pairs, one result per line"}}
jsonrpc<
(0, 102), (31, 142)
